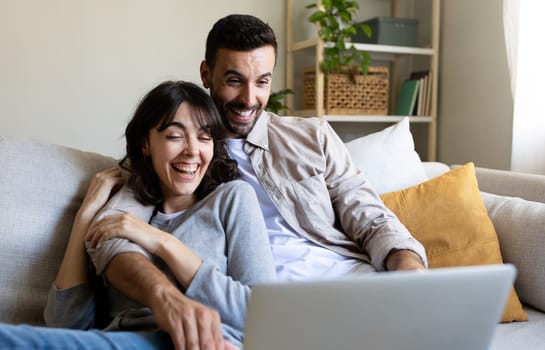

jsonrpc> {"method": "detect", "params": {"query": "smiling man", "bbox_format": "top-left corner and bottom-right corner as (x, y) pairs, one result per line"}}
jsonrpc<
(198, 14), (426, 280)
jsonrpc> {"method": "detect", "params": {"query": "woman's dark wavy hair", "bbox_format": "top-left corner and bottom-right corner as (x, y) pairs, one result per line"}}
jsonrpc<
(119, 80), (238, 207)
(205, 14), (277, 71)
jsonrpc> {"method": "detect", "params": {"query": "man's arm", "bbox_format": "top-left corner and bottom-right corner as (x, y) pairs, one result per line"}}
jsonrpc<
(385, 249), (426, 271)
(105, 252), (225, 350)
(319, 121), (428, 270)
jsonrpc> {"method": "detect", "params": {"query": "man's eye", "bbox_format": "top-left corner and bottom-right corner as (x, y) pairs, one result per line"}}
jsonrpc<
(166, 135), (183, 140)
(227, 78), (242, 85)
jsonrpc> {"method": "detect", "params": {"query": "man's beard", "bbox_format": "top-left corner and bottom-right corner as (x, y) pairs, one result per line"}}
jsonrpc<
(219, 102), (263, 138)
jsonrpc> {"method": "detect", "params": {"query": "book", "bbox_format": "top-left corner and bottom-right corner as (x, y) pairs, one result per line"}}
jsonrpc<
(410, 70), (431, 116)
(395, 79), (420, 116)
(416, 75), (425, 115)
(425, 71), (433, 116)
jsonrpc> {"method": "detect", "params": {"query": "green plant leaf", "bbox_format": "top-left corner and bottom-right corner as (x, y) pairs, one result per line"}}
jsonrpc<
(361, 24), (372, 38)
(309, 11), (326, 23)
(307, 0), (371, 77)
(266, 88), (295, 114)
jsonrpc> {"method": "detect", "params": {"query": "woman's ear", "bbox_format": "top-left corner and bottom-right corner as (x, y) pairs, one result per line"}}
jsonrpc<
(142, 139), (150, 157)
(200, 60), (210, 88)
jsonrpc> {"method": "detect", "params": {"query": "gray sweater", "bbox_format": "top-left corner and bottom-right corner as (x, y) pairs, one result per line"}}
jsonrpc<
(44, 180), (276, 347)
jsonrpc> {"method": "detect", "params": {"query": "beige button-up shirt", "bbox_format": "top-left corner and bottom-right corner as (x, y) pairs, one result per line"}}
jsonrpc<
(243, 112), (427, 271)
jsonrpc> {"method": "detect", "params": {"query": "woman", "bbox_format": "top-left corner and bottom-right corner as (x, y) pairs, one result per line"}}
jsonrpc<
(0, 81), (275, 350)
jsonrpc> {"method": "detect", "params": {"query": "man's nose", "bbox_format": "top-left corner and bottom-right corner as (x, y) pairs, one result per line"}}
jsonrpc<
(239, 84), (257, 107)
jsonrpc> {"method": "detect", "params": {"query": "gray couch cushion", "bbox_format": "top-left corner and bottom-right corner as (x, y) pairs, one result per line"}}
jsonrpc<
(491, 307), (545, 350)
(0, 136), (116, 325)
(482, 192), (545, 313)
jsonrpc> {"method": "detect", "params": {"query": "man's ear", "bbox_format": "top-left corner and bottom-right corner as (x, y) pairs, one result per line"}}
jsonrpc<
(200, 60), (210, 88)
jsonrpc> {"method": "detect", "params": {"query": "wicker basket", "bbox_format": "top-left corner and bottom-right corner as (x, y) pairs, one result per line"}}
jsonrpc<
(303, 66), (389, 115)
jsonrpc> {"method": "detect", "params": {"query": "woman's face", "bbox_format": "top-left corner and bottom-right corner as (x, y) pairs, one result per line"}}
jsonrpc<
(145, 102), (213, 213)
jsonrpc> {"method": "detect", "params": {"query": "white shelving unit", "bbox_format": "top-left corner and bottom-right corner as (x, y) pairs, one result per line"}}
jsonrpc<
(285, 0), (440, 160)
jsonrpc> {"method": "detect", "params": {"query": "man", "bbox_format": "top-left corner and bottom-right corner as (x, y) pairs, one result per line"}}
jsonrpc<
(90, 14), (427, 350)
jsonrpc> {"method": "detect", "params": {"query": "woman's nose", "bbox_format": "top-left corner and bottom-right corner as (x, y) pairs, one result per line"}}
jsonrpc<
(183, 138), (199, 156)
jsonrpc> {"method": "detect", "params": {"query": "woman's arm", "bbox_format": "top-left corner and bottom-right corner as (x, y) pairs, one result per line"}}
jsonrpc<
(87, 181), (275, 338)
(86, 212), (203, 290)
(44, 167), (123, 328)
(55, 167), (124, 287)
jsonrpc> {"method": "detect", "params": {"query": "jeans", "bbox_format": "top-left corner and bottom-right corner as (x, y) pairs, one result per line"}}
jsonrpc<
(0, 324), (172, 350)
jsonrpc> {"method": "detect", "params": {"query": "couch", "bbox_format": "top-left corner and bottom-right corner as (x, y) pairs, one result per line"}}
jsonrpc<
(1, 119), (544, 349)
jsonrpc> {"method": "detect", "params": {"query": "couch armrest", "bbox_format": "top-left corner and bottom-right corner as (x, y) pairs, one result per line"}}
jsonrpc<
(482, 192), (545, 313)
(475, 167), (545, 204)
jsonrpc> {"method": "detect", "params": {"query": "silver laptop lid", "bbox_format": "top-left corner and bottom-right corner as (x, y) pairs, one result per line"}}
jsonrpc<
(244, 264), (515, 350)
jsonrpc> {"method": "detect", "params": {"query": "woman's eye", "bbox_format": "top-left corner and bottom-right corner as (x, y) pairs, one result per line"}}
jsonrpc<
(166, 134), (183, 140)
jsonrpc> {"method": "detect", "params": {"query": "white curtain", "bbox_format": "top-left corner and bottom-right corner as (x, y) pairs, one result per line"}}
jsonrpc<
(503, 1), (545, 174)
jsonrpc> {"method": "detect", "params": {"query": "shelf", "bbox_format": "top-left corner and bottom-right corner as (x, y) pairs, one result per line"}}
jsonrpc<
(349, 43), (434, 56)
(290, 37), (319, 51)
(290, 38), (435, 57)
(290, 112), (432, 123)
(325, 115), (432, 123)
(285, 0), (440, 160)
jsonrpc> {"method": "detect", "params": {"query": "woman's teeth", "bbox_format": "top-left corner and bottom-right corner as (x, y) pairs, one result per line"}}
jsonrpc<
(172, 163), (198, 174)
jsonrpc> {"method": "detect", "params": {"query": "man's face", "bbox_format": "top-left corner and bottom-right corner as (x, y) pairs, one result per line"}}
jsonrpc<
(201, 46), (275, 138)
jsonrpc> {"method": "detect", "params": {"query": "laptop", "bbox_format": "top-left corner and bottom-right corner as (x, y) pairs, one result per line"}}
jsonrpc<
(243, 264), (515, 350)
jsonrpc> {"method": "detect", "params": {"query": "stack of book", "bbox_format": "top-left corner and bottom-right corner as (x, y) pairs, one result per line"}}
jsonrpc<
(394, 71), (432, 116)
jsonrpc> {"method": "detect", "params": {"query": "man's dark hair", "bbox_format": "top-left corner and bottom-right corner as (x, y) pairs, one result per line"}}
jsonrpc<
(205, 14), (277, 70)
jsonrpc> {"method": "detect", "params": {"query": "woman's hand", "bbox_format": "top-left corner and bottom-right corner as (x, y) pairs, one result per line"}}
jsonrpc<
(88, 212), (203, 290)
(86, 213), (166, 254)
(53, 167), (124, 289)
(78, 167), (124, 221)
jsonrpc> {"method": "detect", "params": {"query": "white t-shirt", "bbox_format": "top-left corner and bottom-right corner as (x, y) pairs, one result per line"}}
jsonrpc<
(226, 139), (364, 281)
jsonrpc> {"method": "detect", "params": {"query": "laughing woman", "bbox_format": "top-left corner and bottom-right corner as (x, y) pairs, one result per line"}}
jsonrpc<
(0, 81), (275, 350)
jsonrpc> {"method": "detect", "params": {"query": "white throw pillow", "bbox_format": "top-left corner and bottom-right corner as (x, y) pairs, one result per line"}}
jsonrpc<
(344, 117), (427, 194)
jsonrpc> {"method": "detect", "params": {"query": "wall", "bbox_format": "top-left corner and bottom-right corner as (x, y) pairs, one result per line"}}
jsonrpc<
(438, 0), (513, 169)
(1, 0), (518, 168)
(0, 0), (285, 158)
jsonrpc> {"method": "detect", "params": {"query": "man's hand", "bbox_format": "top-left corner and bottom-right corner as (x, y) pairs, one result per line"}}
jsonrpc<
(385, 249), (426, 271)
(149, 282), (225, 350)
(105, 253), (228, 350)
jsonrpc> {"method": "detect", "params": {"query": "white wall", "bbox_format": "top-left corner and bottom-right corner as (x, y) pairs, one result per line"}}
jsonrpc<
(2, 0), (522, 170)
(0, 0), (286, 158)
(438, 0), (513, 169)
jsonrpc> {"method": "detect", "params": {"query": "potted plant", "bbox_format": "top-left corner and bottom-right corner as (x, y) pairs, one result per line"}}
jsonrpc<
(306, 0), (371, 76)
(266, 88), (295, 115)
(304, 0), (389, 115)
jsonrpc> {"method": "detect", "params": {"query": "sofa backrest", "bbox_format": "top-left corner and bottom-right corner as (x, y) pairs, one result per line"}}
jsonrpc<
(0, 136), (117, 325)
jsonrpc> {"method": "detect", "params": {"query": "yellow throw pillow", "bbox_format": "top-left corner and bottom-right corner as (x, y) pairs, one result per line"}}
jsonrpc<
(380, 162), (527, 322)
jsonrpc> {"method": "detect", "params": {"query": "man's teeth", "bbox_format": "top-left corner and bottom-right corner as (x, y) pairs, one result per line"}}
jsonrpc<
(233, 109), (253, 117)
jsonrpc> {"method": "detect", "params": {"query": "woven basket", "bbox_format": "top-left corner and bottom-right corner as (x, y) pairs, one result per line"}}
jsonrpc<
(303, 66), (389, 115)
